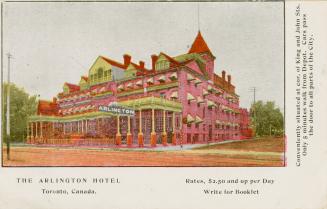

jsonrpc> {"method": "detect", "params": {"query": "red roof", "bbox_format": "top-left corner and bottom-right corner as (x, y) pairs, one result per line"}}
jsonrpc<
(188, 31), (212, 54)
(100, 56), (127, 69)
(159, 52), (180, 65)
(81, 76), (88, 81)
(65, 82), (80, 92)
(37, 100), (59, 116)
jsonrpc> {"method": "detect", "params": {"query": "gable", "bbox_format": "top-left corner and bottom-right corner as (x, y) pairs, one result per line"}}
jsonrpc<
(124, 64), (137, 78)
(88, 56), (113, 86)
(155, 54), (170, 71)
(185, 60), (207, 77)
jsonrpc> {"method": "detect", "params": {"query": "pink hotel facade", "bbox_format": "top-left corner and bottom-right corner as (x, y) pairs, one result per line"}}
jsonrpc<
(27, 32), (253, 147)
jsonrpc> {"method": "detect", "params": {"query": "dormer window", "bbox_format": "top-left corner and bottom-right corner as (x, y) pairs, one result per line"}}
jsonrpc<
(155, 61), (169, 71)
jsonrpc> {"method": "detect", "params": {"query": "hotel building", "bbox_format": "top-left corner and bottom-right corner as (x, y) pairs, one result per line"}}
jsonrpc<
(27, 32), (252, 147)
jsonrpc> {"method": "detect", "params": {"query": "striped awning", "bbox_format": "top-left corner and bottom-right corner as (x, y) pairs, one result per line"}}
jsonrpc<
(186, 114), (195, 123)
(195, 116), (203, 124)
(203, 89), (209, 96)
(187, 73), (195, 81)
(169, 72), (177, 80)
(99, 86), (106, 92)
(207, 100), (217, 107)
(158, 75), (166, 82)
(118, 84), (124, 90)
(147, 77), (154, 84)
(194, 78), (202, 84)
(216, 120), (221, 125)
(197, 97), (204, 104)
(136, 80), (143, 86)
(170, 91), (178, 99)
(187, 93), (195, 101)
(126, 83), (133, 88)
(207, 85), (214, 92)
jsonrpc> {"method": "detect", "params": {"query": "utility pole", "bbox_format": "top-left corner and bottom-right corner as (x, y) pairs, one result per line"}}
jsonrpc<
(249, 87), (257, 138)
(6, 53), (13, 160)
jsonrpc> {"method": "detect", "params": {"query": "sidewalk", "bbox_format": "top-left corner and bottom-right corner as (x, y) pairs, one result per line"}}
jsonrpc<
(7, 139), (243, 152)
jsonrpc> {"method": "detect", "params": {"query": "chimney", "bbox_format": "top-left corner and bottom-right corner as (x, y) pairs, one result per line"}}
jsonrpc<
(151, 54), (158, 70)
(123, 54), (131, 66)
(53, 97), (57, 103)
(227, 75), (231, 84)
(222, 70), (226, 81)
(139, 61), (145, 69)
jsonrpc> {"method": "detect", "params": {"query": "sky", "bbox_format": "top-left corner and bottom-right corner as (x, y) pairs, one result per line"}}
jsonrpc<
(3, 2), (284, 110)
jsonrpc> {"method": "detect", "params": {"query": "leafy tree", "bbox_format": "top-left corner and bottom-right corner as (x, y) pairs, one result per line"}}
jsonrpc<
(250, 101), (284, 137)
(2, 83), (37, 143)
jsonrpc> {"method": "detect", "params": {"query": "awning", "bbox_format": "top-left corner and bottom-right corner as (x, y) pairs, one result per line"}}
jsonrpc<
(118, 84), (124, 90)
(187, 73), (195, 81)
(186, 114), (194, 123)
(158, 75), (166, 82)
(203, 89), (209, 96)
(99, 86), (106, 92)
(215, 89), (223, 95)
(187, 93), (195, 101)
(215, 120), (221, 125)
(136, 80), (143, 86)
(195, 116), (203, 124)
(169, 72), (177, 80)
(170, 91), (178, 99)
(147, 77), (154, 84)
(194, 78), (202, 84)
(126, 83), (133, 88)
(207, 100), (217, 107)
(197, 97), (204, 104)
(207, 85), (214, 92)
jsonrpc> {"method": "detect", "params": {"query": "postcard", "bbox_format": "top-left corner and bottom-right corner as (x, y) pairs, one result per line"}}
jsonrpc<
(0, 1), (326, 209)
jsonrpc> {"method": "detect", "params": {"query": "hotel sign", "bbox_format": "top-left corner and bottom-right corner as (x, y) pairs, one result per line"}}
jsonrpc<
(98, 105), (135, 116)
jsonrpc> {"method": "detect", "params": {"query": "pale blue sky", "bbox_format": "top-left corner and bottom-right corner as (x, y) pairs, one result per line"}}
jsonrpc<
(3, 2), (284, 110)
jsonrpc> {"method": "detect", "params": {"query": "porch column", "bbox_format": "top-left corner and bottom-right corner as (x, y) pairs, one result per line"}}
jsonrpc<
(138, 109), (144, 147)
(40, 121), (43, 143)
(70, 122), (73, 133)
(52, 122), (55, 138)
(31, 122), (34, 143)
(26, 122), (30, 143)
(85, 120), (88, 133)
(162, 110), (167, 146)
(115, 115), (121, 145)
(172, 112), (177, 145)
(77, 121), (80, 133)
(150, 108), (157, 147)
(35, 121), (39, 139)
(127, 116), (132, 147)
(63, 122), (66, 135)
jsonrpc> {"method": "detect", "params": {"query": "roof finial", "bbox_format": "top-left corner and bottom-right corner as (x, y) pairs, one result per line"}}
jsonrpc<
(197, 3), (200, 32)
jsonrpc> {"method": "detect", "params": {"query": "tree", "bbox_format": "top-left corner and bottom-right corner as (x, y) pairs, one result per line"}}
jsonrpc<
(2, 83), (37, 143)
(250, 101), (284, 137)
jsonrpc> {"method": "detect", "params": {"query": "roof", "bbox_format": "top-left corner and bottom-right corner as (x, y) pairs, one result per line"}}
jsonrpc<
(159, 52), (180, 65)
(81, 76), (88, 81)
(188, 31), (212, 54)
(100, 56), (127, 69)
(65, 82), (80, 92)
(37, 100), (59, 116)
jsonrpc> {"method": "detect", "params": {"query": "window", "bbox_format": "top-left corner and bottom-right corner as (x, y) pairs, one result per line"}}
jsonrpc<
(195, 124), (199, 129)
(160, 93), (165, 98)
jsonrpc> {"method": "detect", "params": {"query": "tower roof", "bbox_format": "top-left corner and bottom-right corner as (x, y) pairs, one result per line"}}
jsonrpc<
(188, 31), (212, 54)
